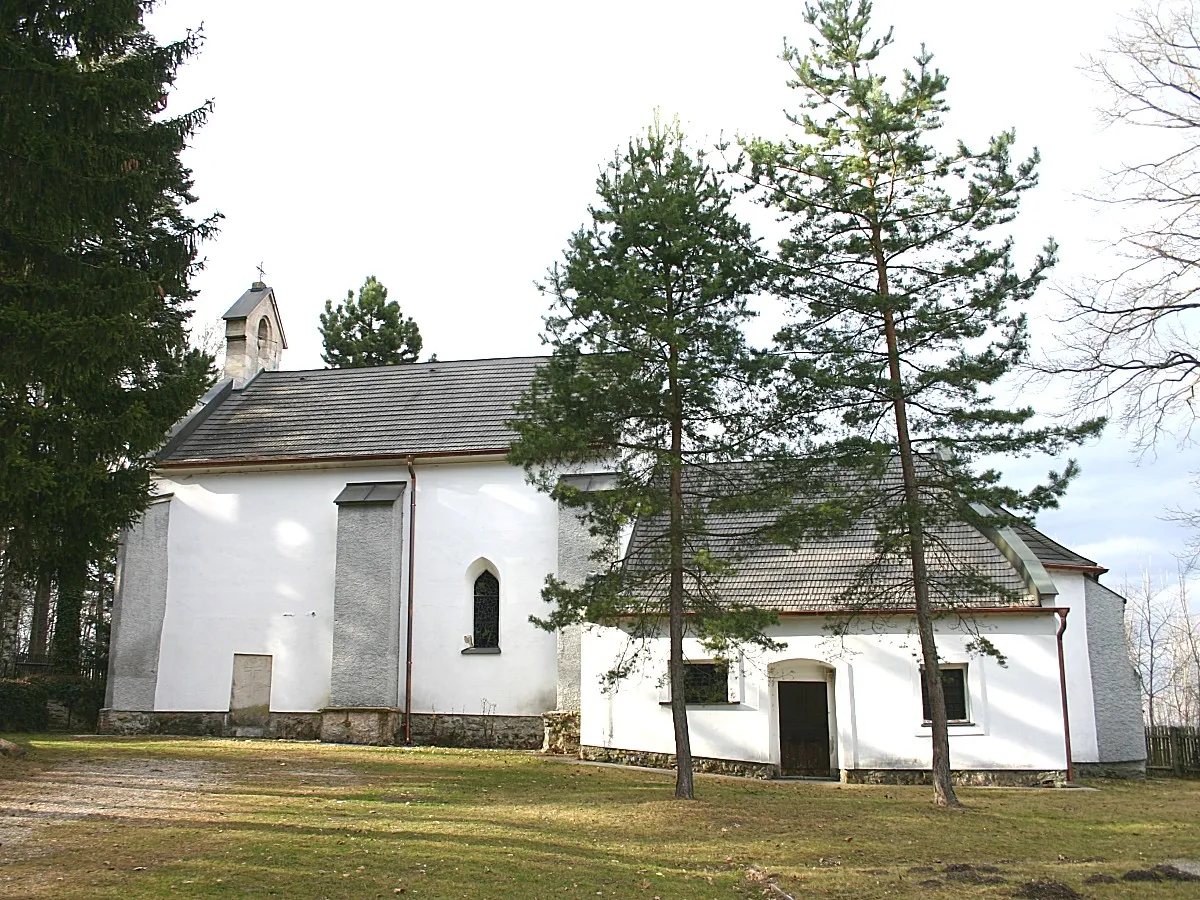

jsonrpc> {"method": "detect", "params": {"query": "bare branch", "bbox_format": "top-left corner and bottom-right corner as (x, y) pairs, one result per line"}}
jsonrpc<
(1040, 2), (1200, 447)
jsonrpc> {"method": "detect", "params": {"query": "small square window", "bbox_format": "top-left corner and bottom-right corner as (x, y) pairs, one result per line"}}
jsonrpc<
(920, 666), (969, 723)
(683, 661), (730, 704)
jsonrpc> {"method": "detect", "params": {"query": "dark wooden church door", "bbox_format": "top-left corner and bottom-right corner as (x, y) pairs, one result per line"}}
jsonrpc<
(778, 680), (831, 776)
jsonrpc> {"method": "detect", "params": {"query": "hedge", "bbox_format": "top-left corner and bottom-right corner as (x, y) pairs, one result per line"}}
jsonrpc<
(0, 679), (50, 731)
(30, 673), (106, 729)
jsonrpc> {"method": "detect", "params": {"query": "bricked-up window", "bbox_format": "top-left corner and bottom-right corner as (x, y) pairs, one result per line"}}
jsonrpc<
(473, 571), (499, 649)
(921, 666), (969, 723)
(683, 661), (730, 704)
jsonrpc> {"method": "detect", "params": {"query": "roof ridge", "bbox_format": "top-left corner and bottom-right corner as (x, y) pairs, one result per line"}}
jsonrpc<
(253, 355), (551, 378)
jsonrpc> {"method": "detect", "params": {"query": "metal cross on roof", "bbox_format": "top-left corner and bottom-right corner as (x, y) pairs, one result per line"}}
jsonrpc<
(255, 261), (266, 283)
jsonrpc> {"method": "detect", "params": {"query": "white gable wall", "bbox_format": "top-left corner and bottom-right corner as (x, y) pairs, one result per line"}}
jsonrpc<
(151, 460), (558, 717)
(580, 612), (1069, 773)
(1046, 570), (1100, 763)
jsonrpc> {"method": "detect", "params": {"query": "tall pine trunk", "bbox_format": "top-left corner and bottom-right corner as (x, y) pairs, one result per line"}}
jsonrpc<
(875, 230), (963, 809)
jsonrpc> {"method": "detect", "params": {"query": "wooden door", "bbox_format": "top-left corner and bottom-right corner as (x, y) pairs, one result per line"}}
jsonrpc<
(778, 680), (831, 776)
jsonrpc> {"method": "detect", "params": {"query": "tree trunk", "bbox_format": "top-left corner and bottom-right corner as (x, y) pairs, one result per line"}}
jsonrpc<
(28, 574), (52, 660)
(51, 557), (86, 671)
(667, 337), (695, 800)
(0, 532), (24, 671)
(874, 225), (963, 809)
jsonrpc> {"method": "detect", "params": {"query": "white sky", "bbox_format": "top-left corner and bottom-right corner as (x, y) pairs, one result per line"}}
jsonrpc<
(146, 0), (1197, 588)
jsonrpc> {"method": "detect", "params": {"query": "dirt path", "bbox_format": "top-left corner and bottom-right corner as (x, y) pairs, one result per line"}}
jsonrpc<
(0, 756), (231, 864)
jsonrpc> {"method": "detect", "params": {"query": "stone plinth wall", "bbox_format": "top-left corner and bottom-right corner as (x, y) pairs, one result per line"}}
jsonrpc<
(580, 745), (778, 779)
(1073, 760), (1146, 780)
(319, 708), (400, 745)
(46, 701), (71, 729)
(542, 711), (580, 755)
(843, 768), (1069, 787)
(406, 712), (543, 749)
(99, 709), (320, 740)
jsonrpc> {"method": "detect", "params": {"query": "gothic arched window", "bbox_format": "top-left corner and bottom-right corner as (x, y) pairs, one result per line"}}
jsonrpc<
(257, 316), (272, 353)
(473, 571), (499, 649)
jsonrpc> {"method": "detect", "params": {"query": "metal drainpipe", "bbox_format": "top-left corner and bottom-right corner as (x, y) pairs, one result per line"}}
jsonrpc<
(1055, 609), (1075, 783)
(403, 456), (418, 745)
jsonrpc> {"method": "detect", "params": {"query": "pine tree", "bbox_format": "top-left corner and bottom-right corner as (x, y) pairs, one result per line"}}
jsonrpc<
(0, 2), (214, 667)
(319, 276), (424, 368)
(742, 0), (1103, 805)
(509, 122), (780, 800)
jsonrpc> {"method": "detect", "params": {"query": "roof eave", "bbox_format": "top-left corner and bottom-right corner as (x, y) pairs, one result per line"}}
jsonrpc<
(772, 605), (1056, 616)
(155, 446), (513, 473)
(1042, 561), (1110, 576)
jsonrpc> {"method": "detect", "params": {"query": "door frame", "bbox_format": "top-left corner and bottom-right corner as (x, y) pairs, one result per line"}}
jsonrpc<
(768, 659), (838, 776)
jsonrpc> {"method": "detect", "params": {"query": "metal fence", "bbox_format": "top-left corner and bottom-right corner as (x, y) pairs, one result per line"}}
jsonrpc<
(1146, 726), (1200, 777)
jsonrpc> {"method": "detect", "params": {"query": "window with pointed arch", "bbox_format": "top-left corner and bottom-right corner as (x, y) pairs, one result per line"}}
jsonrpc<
(472, 570), (500, 650)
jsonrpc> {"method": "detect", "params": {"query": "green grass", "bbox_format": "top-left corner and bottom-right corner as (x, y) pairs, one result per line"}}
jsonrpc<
(0, 735), (1196, 898)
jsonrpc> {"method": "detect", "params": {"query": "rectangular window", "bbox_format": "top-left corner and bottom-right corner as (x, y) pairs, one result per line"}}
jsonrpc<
(683, 661), (730, 704)
(920, 666), (969, 723)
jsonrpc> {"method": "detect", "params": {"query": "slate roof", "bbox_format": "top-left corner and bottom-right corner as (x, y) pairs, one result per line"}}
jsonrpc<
(626, 518), (1035, 613)
(620, 465), (1054, 613)
(223, 283), (274, 319)
(1009, 521), (1100, 569)
(159, 356), (548, 465)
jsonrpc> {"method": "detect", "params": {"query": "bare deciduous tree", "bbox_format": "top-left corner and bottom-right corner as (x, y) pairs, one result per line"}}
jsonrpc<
(1124, 565), (1200, 726)
(1046, 2), (1200, 445)
(190, 315), (226, 375)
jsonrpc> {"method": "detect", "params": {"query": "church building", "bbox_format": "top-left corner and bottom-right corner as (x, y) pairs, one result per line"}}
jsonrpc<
(101, 284), (1147, 782)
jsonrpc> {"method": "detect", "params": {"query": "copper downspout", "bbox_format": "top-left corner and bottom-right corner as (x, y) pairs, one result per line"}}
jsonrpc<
(403, 456), (418, 745)
(1056, 609), (1075, 783)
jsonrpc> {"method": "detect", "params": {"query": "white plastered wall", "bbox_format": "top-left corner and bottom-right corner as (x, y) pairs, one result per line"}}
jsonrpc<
(1045, 569), (1100, 763)
(406, 462), (559, 717)
(580, 613), (1069, 772)
(151, 460), (559, 717)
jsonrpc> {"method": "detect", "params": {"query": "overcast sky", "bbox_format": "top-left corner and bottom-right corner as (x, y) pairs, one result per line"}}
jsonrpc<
(146, 0), (1197, 590)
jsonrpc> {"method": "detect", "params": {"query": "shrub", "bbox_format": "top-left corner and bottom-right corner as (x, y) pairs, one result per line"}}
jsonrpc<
(27, 674), (105, 731)
(0, 679), (50, 731)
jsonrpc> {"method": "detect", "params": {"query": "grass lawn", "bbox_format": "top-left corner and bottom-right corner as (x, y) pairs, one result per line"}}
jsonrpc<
(0, 736), (1196, 899)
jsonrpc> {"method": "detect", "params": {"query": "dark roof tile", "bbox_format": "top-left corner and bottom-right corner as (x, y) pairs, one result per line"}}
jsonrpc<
(160, 356), (547, 464)
(1009, 521), (1099, 568)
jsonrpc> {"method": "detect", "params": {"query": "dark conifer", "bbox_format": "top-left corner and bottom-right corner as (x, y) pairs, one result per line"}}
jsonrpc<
(0, 1), (214, 667)
(319, 277), (424, 368)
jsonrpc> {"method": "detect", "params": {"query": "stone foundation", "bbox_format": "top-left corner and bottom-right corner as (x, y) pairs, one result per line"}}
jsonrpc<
(843, 768), (1070, 787)
(320, 707), (401, 745)
(542, 711), (580, 755)
(1074, 760), (1147, 780)
(99, 709), (320, 740)
(406, 712), (543, 749)
(579, 745), (778, 779)
(98, 708), (542, 749)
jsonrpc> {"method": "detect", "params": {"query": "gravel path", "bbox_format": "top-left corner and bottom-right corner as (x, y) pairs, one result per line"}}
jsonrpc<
(0, 756), (228, 864)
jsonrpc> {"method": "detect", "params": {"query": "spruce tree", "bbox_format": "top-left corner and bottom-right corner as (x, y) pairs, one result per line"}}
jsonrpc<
(320, 276), (424, 367)
(509, 122), (779, 800)
(0, 2), (214, 667)
(742, 0), (1102, 805)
